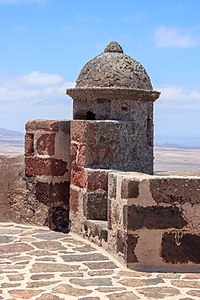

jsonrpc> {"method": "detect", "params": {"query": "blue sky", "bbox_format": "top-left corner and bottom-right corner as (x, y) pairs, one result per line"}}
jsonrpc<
(0, 0), (200, 146)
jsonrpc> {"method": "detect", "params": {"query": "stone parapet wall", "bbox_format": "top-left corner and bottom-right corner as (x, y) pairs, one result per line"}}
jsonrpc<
(0, 154), (26, 222)
(24, 120), (71, 232)
(108, 172), (200, 271)
(70, 120), (153, 173)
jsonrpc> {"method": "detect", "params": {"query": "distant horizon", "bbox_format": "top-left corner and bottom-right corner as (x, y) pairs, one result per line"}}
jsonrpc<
(0, 126), (200, 149)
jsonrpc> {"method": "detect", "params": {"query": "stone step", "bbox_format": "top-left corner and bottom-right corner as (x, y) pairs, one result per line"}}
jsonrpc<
(83, 220), (108, 249)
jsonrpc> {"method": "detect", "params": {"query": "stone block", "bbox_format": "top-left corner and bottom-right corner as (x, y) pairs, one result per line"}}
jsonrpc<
(161, 232), (200, 264)
(70, 188), (79, 214)
(70, 120), (152, 173)
(86, 169), (108, 192)
(26, 120), (70, 133)
(84, 191), (107, 221)
(70, 142), (86, 167)
(108, 173), (117, 199)
(25, 157), (68, 176)
(123, 205), (187, 230)
(121, 178), (140, 199)
(48, 206), (69, 233)
(150, 178), (200, 205)
(35, 181), (70, 206)
(25, 133), (34, 156)
(71, 166), (87, 188)
(116, 231), (138, 264)
(36, 133), (55, 156)
(70, 121), (87, 143)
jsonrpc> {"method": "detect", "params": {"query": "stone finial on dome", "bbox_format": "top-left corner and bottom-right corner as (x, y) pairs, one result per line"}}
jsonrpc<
(104, 41), (123, 53)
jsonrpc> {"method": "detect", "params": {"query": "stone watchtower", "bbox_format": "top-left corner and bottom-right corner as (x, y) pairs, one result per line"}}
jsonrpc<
(67, 42), (160, 235)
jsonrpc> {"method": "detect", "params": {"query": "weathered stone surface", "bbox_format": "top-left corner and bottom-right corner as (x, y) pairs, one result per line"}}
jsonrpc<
(136, 287), (180, 299)
(86, 169), (108, 191)
(75, 42), (153, 90)
(183, 273), (200, 279)
(0, 155), (26, 222)
(61, 253), (108, 262)
(85, 192), (107, 221)
(48, 206), (70, 233)
(60, 272), (84, 278)
(70, 277), (113, 287)
(27, 281), (59, 288)
(70, 120), (153, 173)
(0, 243), (33, 254)
(79, 298), (100, 300)
(88, 270), (114, 277)
(124, 205), (187, 230)
(119, 278), (164, 287)
(108, 173), (117, 199)
(70, 188), (79, 213)
(161, 232), (200, 263)
(118, 271), (151, 277)
(83, 261), (117, 270)
(1, 282), (21, 288)
(36, 133), (55, 156)
(30, 274), (54, 280)
(52, 284), (92, 297)
(150, 178), (200, 205)
(96, 287), (126, 293)
(106, 292), (139, 300)
(116, 232), (138, 263)
(72, 245), (96, 253)
(35, 181), (69, 206)
(26, 120), (70, 133)
(9, 289), (44, 299)
(32, 241), (66, 251)
(25, 133), (34, 156)
(25, 157), (67, 176)
(8, 274), (24, 281)
(0, 236), (13, 243)
(187, 290), (200, 297)
(171, 280), (200, 288)
(121, 179), (139, 199)
(35, 294), (64, 300)
(31, 263), (79, 273)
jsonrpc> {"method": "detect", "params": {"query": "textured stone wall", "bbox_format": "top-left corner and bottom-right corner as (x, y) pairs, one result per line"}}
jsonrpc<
(24, 120), (70, 232)
(0, 154), (26, 222)
(70, 120), (153, 172)
(108, 172), (200, 271)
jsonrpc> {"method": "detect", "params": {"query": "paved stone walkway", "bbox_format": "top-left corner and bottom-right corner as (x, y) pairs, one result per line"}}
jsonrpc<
(0, 223), (200, 300)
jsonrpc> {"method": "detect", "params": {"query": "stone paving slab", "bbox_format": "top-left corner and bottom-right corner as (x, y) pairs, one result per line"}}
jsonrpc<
(0, 222), (200, 299)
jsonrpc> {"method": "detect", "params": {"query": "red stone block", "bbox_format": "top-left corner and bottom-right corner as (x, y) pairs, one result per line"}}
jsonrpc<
(86, 169), (108, 191)
(25, 133), (34, 156)
(26, 120), (70, 133)
(70, 142), (86, 167)
(71, 166), (87, 188)
(36, 133), (55, 156)
(25, 157), (68, 176)
(70, 188), (79, 213)
(71, 121), (87, 143)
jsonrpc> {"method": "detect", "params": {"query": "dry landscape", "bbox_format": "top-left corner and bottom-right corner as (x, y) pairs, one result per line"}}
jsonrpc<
(0, 134), (200, 175)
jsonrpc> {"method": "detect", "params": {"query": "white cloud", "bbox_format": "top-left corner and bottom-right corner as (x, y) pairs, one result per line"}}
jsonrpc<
(154, 25), (200, 48)
(0, 0), (46, 5)
(155, 84), (200, 109)
(0, 71), (75, 105)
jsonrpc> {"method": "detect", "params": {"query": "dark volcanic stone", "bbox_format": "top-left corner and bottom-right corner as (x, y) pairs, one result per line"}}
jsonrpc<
(161, 232), (200, 263)
(123, 205), (187, 230)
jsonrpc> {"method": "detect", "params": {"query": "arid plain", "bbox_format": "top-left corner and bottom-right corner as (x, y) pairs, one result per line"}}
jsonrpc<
(0, 135), (200, 175)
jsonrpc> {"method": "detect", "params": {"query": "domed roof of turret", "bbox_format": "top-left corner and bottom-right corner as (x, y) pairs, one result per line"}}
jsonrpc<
(75, 41), (153, 90)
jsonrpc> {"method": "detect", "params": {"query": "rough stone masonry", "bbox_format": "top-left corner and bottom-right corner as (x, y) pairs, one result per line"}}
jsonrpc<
(1, 41), (200, 271)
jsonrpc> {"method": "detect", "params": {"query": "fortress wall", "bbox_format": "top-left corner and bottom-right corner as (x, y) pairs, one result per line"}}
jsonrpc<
(108, 171), (200, 271)
(24, 120), (71, 232)
(0, 154), (26, 222)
